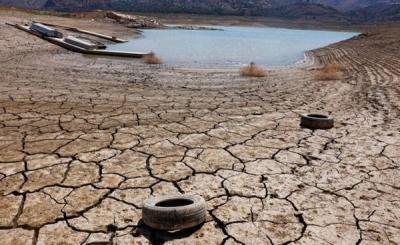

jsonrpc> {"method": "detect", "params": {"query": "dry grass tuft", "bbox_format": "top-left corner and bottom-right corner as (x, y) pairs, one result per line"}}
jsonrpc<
(143, 52), (162, 64)
(316, 63), (344, 81)
(240, 62), (267, 77)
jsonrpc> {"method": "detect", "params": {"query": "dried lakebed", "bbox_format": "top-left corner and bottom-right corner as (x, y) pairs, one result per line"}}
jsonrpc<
(109, 26), (358, 66)
(0, 12), (400, 245)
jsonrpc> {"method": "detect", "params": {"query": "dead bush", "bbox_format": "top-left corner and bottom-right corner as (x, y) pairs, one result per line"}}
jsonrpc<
(316, 63), (344, 80)
(240, 62), (267, 77)
(143, 52), (162, 64)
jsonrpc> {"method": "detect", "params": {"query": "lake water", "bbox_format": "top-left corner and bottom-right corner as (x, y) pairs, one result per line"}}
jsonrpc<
(110, 26), (358, 66)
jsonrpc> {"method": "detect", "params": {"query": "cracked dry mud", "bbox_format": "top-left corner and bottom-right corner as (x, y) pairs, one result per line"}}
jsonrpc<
(1, 12), (400, 245)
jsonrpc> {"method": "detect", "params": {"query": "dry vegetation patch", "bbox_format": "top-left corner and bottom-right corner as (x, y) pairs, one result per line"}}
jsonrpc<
(240, 63), (267, 77)
(316, 63), (344, 81)
(143, 52), (163, 64)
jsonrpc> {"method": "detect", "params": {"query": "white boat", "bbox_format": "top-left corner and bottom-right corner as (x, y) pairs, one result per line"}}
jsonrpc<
(30, 22), (63, 38)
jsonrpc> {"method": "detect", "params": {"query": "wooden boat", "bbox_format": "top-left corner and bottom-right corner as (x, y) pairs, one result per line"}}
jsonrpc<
(7, 23), (148, 58)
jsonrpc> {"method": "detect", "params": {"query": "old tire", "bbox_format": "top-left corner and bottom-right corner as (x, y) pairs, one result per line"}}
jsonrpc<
(142, 194), (206, 230)
(300, 113), (334, 129)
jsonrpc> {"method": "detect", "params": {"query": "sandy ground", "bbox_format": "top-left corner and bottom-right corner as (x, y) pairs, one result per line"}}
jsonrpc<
(1, 10), (400, 245)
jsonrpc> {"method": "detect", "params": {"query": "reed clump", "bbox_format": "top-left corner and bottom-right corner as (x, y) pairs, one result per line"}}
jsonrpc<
(316, 63), (344, 80)
(240, 62), (267, 77)
(143, 52), (162, 64)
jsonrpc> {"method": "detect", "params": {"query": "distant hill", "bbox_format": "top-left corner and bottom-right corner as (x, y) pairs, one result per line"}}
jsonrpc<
(309, 0), (398, 11)
(0, 0), (48, 9)
(347, 3), (400, 22)
(260, 3), (346, 21)
(0, 0), (399, 23)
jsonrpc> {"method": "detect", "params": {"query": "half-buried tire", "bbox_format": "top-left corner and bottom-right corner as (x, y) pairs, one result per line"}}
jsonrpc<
(142, 194), (206, 230)
(300, 113), (334, 129)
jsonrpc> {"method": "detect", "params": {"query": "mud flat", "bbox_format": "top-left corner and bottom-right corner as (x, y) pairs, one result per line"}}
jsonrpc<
(0, 10), (400, 244)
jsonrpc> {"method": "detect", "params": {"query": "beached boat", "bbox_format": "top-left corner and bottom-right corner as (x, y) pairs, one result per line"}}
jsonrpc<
(30, 22), (63, 38)
(7, 23), (148, 58)
(37, 22), (128, 43)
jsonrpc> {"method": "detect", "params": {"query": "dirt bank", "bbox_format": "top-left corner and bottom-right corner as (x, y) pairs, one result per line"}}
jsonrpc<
(0, 10), (399, 244)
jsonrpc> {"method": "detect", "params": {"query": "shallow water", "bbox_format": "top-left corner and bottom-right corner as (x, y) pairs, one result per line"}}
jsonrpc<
(110, 26), (358, 66)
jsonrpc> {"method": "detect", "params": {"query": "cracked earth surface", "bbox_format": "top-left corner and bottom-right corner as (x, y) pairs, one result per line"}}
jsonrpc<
(1, 12), (400, 245)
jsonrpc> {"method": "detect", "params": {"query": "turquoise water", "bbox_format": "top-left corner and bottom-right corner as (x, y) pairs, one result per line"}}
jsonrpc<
(110, 26), (357, 66)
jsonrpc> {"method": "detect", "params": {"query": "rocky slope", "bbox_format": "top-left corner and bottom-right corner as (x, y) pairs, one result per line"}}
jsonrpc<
(0, 0), (48, 8)
(347, 3), (400, 22)
(258, 3), (346, 21)
(310, 0), (398, 11)
(0, 0), (396, 12)
(0, 0), (399, 22)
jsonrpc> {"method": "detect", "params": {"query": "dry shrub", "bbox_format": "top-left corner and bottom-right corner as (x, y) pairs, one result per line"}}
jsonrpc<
(316, 63), (344, 81)
(143, 52), (162, 64)
(240, 62), (267, 77)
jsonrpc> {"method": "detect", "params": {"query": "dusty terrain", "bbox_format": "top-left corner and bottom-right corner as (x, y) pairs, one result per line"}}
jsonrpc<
(1, 10), (400, 245)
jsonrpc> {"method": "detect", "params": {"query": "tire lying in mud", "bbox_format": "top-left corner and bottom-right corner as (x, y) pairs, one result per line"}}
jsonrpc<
(142, 194), (207, 230)
(300, 113), (334, 129)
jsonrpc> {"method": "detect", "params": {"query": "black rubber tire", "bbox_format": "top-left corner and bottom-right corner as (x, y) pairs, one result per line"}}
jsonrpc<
(142, 194), (206, 230)
(300, 113), (334, 129)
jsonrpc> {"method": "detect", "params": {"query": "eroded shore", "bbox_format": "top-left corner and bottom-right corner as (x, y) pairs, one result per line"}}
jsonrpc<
(1, 11), (400, 244)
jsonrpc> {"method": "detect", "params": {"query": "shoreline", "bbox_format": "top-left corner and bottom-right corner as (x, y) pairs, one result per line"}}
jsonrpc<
(141, 12), (367, 32)
(112, 24), (359, 70)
